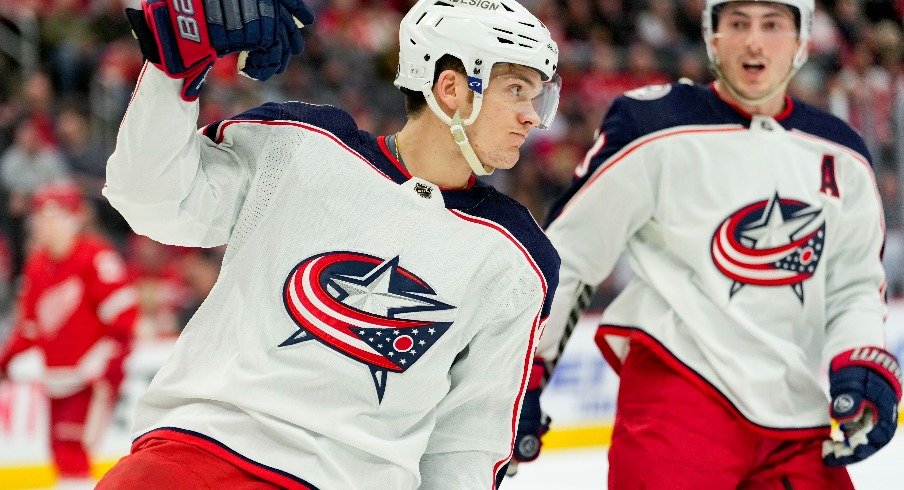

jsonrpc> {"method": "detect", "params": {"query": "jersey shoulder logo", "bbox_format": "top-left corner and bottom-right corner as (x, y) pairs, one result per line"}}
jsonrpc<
(281, 251), (456, 402)
(624, 84), (672, 101)
(711, 192), (826, 302)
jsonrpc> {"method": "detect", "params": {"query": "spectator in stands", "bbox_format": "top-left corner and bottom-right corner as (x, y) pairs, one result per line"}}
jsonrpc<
(833, 43), (894, 166)
(0, 118), (70, 275)
(18, 71), (59, 148)
(56, 101), (131, 245)
(0, 119), (68, 201)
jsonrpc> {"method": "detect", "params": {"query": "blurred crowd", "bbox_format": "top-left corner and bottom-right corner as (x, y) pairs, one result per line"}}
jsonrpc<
(0, 0), (902, 338)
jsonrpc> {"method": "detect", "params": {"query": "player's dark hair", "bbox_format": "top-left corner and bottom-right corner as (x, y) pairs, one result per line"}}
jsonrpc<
(401, 54), (467, 118)
(711, 2), (801, 33)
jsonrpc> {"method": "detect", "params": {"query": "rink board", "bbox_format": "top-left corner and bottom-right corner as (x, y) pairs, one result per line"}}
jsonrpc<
(2, 302), (904, 488)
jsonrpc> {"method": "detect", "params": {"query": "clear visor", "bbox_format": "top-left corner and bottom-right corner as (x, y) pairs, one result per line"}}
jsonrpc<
(484, 69), (561, 130)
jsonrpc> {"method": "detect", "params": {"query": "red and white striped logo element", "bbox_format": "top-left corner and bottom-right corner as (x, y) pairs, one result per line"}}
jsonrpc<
(711, 192), (825, 302)
(281, 252), (456, 402)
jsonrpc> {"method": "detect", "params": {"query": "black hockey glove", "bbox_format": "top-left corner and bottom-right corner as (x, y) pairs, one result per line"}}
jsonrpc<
(512, 357), (551, 467)
(823, 347), (902, 466)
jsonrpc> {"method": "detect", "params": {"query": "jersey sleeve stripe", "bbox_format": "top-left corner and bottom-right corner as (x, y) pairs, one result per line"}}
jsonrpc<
(97, 286), (139, 324)
(117, 62), (151, 135)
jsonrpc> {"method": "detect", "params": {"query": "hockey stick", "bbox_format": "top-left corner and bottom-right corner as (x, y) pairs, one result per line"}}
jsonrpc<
(507, 283), (597, 477)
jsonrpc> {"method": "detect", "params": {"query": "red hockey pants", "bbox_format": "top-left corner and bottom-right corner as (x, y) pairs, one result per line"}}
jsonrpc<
(608, 340), (854, 490)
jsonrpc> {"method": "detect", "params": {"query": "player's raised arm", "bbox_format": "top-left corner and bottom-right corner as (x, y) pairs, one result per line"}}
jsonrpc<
(104, 0), (313, 247)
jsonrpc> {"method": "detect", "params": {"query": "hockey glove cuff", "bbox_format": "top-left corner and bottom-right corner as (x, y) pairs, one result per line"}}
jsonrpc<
(126, 0), (219, 101)
(823, 347), (902, 466)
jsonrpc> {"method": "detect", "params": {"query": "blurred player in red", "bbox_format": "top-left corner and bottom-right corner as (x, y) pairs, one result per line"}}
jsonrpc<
(0, 182), (138, 489)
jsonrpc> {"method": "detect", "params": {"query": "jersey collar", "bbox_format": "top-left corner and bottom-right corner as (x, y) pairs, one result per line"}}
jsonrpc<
(708, 82), (794, 122)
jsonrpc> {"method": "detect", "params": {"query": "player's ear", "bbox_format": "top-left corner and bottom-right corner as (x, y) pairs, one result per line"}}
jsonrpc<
(709, 36), (721, 64)
(433, 69), (468, 116)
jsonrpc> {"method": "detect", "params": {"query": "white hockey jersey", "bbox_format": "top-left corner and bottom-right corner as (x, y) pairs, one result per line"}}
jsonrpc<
(104, 64), (559, 489)
(540, 82), (887, 435)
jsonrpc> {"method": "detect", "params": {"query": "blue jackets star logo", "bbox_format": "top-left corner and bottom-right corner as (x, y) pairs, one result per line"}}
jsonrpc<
(281, 252), (455, 402)
(711, 192), (826, 302)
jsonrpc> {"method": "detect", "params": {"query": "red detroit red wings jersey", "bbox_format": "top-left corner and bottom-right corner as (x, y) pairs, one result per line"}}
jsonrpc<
(16, 235), (136, 366)
(1, 235), (138, 396)
(104, 64), (558, 490)
(541, 82), (887, 436)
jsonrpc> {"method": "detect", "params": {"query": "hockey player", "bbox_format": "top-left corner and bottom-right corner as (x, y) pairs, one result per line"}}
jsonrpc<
(513, 0), (901, 488)
(96, 0), (560, 488)
(0, 182), (138, 489)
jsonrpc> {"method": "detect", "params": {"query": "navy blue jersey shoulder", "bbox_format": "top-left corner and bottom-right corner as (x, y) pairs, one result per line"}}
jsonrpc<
(610, 83), (749, 135)
(782, 100), (872, 165)
(461, 189), (560, 317)
(608, 84), (871, 163)
(202, 101), (408, 182)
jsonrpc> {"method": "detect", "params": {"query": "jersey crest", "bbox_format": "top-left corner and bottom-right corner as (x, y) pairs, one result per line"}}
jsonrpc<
(711, 192), (826, 302)
(281, 251), (455, 402)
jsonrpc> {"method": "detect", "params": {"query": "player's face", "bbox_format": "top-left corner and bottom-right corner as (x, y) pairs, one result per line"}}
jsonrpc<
(29, 204), (80, 249)
(466, 64), (544, 170)
(711, 2), (800, 101)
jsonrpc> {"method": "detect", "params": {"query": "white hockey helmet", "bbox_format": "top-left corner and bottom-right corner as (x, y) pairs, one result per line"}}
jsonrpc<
(395, 0), (560, 131)
(702, 0), (814, 69)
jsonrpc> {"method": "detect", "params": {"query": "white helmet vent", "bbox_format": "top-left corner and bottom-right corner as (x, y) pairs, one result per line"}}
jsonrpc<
(493, 28), (537, 49)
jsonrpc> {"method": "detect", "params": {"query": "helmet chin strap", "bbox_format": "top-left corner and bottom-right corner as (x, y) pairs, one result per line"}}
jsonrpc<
(450, 111), (494, 176)
(423, 87), (494, 176)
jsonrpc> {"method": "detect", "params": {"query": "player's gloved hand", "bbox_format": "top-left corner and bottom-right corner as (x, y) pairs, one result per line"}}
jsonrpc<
(509, 357), (551, 476)
(125, 0), (313, 100)
(822, 347), (902, 466)
(239, 1), (311, 80)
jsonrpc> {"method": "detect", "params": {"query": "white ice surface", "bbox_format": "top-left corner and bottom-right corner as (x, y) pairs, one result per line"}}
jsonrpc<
(505, 430), (904, 489)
